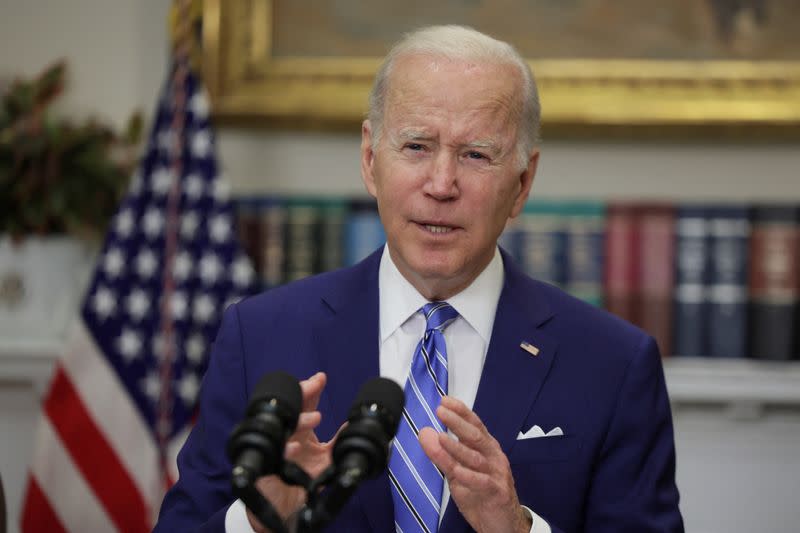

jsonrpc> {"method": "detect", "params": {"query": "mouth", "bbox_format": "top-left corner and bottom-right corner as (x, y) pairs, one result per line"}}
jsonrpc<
(423, 224), (453, 234)
(415, 221), (459, 235)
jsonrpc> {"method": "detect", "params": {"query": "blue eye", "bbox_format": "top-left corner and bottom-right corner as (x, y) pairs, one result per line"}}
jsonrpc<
(406, 143), (424, 151)
(467, 151), (486, 160)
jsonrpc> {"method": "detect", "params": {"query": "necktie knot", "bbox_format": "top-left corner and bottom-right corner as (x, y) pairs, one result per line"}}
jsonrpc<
(422, 301), (459, 333)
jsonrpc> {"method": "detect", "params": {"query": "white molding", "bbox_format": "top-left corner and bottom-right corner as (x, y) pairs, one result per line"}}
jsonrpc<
(2, 338), (800, 407)
(664, 357), (800, 407)
(0, 337), (60, 395)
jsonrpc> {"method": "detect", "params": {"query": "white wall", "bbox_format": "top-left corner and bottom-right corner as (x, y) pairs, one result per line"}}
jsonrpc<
(1, 2), (800, 533)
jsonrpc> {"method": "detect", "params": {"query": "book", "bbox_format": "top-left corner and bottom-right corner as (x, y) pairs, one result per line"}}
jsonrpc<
(673, 205), (710, 357)
(344, 199), (385, 266)
(605, 203), (640, 326)
(316, 198), (347, 274)
(707, 206), (751, 358)
(517, 201), (568, 288)
(637, 204), (676, 357)
(259, 197), (288, 289)
(564, 201), (606, 307)
(749, 205), (800, 361)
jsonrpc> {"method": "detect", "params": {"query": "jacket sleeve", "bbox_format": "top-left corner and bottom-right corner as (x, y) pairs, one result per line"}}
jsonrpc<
(583, 335), (684, 532)
(153, 303), (250, 532)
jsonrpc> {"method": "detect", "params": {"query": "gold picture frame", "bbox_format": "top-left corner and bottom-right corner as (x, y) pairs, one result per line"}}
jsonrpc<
(202, 0), (800, 137)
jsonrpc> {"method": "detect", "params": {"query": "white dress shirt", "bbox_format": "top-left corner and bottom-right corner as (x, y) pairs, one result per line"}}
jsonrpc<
(226, 245), (549, 532)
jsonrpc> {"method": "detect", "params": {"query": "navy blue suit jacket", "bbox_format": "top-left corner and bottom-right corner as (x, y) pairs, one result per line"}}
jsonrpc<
(154, 248), (683, 532)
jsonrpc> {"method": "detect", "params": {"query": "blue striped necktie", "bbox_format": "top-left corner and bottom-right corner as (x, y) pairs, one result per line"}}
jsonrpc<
(389, 301), (459, 533)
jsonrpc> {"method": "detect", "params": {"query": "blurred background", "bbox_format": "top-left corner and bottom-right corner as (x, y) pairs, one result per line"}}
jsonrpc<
(1, 1), (799, 532)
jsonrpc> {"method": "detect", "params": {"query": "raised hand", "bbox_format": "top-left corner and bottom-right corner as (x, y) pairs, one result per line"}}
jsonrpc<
(419, 396), (532, 533)
(247, 372), (336, 532)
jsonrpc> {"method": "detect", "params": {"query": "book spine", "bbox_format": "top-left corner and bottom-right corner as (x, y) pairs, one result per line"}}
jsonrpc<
(564, 202), (605, 307)
(749, 206), (800, 360)
(517, 202), (567, 288)
(344, 200), (385, 266)
(316, 199), (347, 273)
(707, 206), (750, 358)
(260, 198), (287, 289)
(604, 203), (639, 325)
(672, 206), (709, 357)
(638, 204), (676, 357)
(284, 199), (320, 282)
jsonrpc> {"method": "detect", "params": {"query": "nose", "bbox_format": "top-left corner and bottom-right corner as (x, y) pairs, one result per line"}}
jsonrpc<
(424, 152), (458, 201)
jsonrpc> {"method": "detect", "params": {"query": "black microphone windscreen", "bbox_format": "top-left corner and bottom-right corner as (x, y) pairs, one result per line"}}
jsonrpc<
(354, 377), (404, 421)
(250, 371), (302, 416)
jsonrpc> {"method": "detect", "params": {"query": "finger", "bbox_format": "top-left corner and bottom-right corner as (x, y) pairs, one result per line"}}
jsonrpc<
(300, 372), (326, 412)
(436, 404), (485, 448)
(295, 411), (322, 433)
(437, 431), (489, 473)
(419, 427), (458, 477)
(324, 421), (348, 448)
(420, 429), (493, 490)
(441, 396), (488, 431)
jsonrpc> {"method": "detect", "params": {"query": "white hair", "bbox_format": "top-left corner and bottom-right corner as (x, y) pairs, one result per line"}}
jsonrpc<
(368, 25), (541, 169)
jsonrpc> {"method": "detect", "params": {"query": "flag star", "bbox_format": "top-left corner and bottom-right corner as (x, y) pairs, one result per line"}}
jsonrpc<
(126, 289), (151, 322)
(190, 90), (210, 119)
(199, 253), (222, 285)
(184, 174), (205, 200)
(177, 372), (201, 405)
(191, 129), (212, 158)
(173, 251), (194, 282)
(181, 211), (200, 240)
(91, 286), (116, 320)
(136, 248), (159, 279)
(151, 166), (175, 196)
(211, 178), (231, 202)
(117, 328), (143, 362)
(209, 214), (232, 244)
(170, 291), (188, 320)
(193, 293), (216, 323)
(114, 208), (135, 239)
(231, 255), (255, 288)
(142, 371), (161, 402)
(103, 247), (126, 278)
(186, 333), (206, 365)
(143, 207), (165, 239)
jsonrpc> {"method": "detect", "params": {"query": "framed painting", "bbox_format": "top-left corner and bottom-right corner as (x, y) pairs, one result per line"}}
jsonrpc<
(202, 0), (800, 136)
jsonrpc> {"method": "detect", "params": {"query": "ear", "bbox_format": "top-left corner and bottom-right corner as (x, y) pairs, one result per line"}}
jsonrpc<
(509, 149), (539, 219)
(360, 119), (378, 199)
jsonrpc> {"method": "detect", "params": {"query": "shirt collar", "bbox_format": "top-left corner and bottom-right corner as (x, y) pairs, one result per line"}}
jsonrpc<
(378, 244), (504, 344)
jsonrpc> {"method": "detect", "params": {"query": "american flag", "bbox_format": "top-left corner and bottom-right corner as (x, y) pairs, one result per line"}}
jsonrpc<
(19, 55), (257, 532)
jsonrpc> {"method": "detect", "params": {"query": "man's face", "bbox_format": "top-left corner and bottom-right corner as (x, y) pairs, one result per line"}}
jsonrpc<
(361, 54), (538, 299)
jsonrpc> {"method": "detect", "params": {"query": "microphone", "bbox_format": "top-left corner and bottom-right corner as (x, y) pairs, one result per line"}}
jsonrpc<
(226, 371), (302, 486)
(332, 377), (405, 483)
(298, 377), (404, 531)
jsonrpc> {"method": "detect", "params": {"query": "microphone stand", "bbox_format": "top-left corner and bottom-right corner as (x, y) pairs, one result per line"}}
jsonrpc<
(295, 454), (370, 533)
(232, 461), (312, 533)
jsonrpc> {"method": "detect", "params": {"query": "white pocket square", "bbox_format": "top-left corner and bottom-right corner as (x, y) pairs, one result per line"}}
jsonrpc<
(517, 425), (564, 440)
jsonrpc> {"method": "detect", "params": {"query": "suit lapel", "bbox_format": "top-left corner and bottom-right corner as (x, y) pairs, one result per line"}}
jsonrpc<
(314, 248), (395, 531)
(441, 252), (559, 532)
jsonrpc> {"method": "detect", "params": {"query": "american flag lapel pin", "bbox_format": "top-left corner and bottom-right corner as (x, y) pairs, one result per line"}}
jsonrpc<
(520, 341), (540, 356)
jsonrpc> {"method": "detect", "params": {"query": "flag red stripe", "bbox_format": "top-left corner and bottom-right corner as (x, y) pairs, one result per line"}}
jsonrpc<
(20, 476), (69, 533)
(45, 365), (151, 533)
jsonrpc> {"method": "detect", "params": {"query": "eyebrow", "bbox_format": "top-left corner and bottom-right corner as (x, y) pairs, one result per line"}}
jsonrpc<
(395, 128), (433, 142)
(395, 129), (501, 153)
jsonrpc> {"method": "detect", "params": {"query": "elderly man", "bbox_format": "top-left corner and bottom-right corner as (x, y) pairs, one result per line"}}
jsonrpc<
(154, 25), (683, 533)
